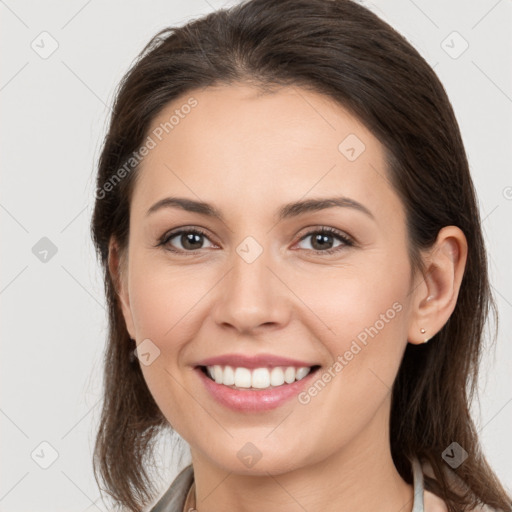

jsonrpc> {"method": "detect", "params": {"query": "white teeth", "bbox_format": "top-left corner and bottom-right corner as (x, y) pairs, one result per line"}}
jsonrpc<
(284, 366), (296, 384)
(204, 365), (313, 389)
(270, 367), (285, 386)
(213, 365), (223, 384)
(295, 366), (310, 380)
(251, 368), (270, 389)
(234, 367), (252, 388)
(223, 365), (235, 385)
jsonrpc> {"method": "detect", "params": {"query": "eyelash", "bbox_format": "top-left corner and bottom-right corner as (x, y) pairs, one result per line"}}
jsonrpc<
(156, 226), (354, 256)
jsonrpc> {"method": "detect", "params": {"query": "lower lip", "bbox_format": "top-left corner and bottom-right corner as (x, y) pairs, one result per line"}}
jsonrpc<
(195, 367), (319, 412)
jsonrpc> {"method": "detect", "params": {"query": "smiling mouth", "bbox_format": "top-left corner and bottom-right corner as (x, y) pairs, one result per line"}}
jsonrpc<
(198, 364), (321, 390)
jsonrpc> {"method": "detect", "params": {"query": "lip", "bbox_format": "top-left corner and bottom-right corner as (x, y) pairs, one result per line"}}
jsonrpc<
(195, 365), (320, 412)
(194, 353), (317, 369)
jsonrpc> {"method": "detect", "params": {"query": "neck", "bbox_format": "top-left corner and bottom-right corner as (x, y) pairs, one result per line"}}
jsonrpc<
(189, 402), (414, 512)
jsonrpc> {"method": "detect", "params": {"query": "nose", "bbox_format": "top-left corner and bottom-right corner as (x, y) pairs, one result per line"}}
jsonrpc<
(212, 245), (291, 335)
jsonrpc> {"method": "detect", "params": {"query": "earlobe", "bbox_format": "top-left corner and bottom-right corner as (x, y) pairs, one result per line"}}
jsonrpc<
(408, 226), (468, 345)
(108, 237), (136, 339)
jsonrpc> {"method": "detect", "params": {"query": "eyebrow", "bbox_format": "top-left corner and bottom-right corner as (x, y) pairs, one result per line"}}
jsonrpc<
(146, 196), (375, 221)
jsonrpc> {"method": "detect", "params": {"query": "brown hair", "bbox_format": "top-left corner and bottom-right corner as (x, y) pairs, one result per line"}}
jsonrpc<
(90, 0), (512, 510)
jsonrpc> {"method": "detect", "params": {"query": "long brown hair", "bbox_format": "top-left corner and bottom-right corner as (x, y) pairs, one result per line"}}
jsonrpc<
(90, 1), (512, 510)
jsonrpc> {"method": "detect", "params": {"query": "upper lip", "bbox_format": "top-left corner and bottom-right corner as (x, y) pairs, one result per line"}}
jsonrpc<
(194, 353), (318, 369)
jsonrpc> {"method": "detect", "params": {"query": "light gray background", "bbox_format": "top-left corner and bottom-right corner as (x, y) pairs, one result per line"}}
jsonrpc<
(1, 1), (511, 511)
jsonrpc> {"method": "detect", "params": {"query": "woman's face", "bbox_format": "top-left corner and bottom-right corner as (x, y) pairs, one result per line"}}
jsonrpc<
(117, 83), (423, 474)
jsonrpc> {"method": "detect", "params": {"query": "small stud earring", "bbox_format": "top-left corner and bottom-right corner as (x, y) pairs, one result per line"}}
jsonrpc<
(420, 328), (430, 344)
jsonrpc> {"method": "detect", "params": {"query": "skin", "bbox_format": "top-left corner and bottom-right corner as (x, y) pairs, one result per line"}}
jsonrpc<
(109, 83), (466, 512)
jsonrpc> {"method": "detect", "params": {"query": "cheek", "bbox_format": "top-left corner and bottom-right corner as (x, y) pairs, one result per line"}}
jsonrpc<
(286, 265), (410, 453)
(294, 254), (411, 393)
(127, 260), (213, 428)
(128, 259), (210, 344)
(294, 256), (410, 342)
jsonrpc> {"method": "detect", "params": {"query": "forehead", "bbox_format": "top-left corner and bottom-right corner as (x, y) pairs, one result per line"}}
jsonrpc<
(132, 84), (402, 223)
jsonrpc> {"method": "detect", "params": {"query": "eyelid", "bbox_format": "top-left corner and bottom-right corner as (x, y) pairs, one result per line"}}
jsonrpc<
(293, 226), (354, 254)
(156, 226), (215, 253)
(296, 225), (354, 244)
(157, 225), (355, 255)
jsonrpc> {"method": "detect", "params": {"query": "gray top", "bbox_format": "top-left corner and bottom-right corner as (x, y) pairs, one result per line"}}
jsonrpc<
(149, 463), (194, 512)
(149, 456), (426, 512)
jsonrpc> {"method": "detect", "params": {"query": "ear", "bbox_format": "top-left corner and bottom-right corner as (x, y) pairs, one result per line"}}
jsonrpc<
(108, 237), (136, 340)
(408, 226), (468, 344)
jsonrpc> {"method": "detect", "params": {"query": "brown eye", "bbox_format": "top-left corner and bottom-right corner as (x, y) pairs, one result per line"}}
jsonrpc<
(159, 228), (215, 253)
(296, 228), (353, 254)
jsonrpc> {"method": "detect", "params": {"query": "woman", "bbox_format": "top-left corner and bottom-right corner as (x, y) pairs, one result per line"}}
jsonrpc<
(90, 0), (512, 511)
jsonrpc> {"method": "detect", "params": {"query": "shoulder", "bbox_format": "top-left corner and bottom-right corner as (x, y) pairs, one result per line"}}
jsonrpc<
(420, 459), (500, 512)
(424, 488), (449, 512)
(425, 490), (499, 512)
(148, 464), (194, 512)
(461, 503), (501, 512)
